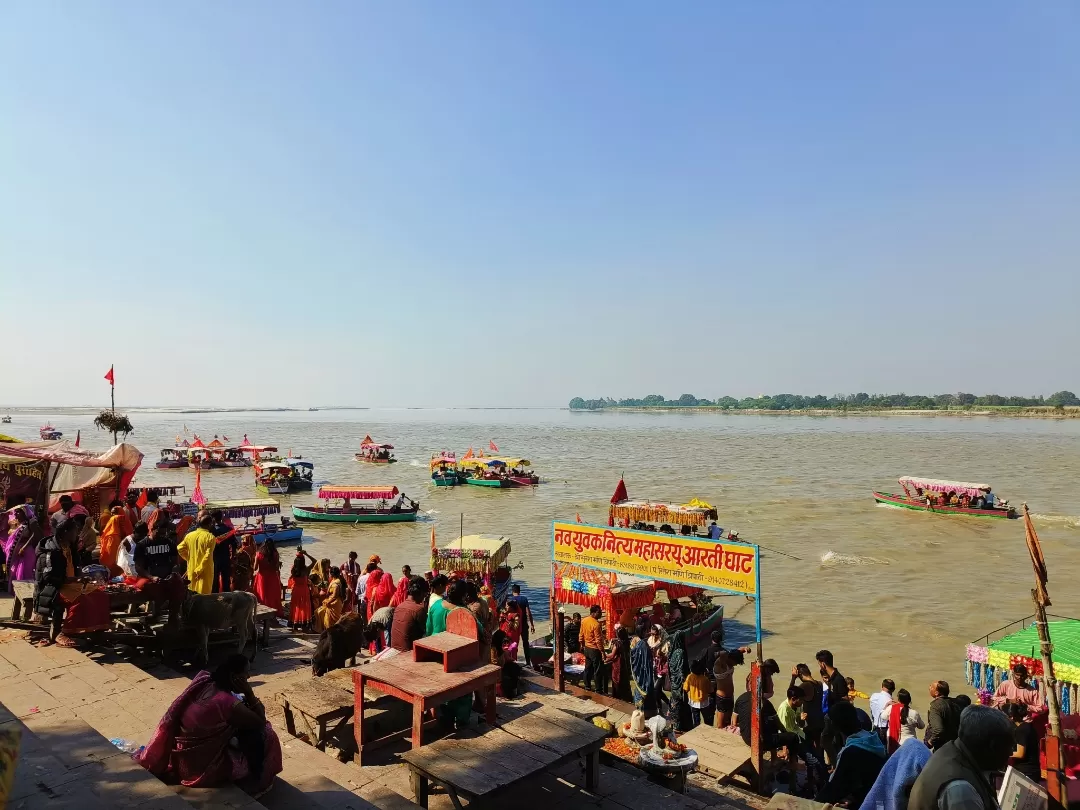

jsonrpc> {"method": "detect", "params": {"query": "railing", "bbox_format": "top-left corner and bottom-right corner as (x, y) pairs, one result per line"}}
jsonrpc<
(970, 613), (1079, 646)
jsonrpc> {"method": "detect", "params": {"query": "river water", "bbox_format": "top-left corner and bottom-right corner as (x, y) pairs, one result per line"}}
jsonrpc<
(6, 408), (1080, 696)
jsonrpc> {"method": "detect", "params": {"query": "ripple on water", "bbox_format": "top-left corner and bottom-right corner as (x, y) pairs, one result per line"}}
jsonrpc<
(819, 550), (892, 567)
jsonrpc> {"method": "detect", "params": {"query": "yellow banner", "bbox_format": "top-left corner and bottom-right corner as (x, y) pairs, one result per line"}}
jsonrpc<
(552, 522), (758, 595)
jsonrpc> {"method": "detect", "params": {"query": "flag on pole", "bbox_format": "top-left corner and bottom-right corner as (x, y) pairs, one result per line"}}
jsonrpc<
(430, 525), (436, 553)
(222, 435), (229, 442)
(74, 430), (81, 448)
(136, 488), (148, 509)
(104, 366), (114, 386)
(462, 447), (474, 460)
(489, 440), (499, 452)
(1023, 505), (1050, 606)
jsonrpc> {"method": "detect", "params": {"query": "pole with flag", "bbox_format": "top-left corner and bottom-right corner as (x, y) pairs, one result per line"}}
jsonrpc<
(1023, 504), (1068, 809)
(104, 365), (116, 444)
(489, 440), (499, 453)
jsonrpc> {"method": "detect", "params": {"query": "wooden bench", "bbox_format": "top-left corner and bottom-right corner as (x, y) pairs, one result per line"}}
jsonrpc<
(677, 723), (752, 783)
(255, 603), (277, 648)
(10, 581), (36, 622)
(401, 704), (608, 809)
(278, 678), (356, 752)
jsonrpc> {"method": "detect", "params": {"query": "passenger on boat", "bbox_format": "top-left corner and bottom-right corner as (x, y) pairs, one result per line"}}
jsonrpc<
(983, 488), (995, 509)
(708, 520), (722, 540)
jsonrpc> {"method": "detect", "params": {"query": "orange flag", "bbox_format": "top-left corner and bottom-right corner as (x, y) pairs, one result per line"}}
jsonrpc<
(462, 447), (474, 460)
(576, 513), (582, 523)
(430, 524), (436, 553)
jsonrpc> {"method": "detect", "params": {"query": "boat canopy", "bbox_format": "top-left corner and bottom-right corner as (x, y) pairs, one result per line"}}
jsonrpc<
(240, 445), (278, 454)
(490, 457), (530, 468)
(899, 477), (992, 497)
(553, 570), (703, 614)
(207, 439), (225, 448)
(0, 440), (144, 498)
(610, 498), (718, 527)
(318, 485), (399, 500)
(430, 452), (458, 470)
(256, 461), (291, 471)
(431, 534), (511, 574)
(189, 438), (206, 449)
(359, 435), (393, 449)
(201, 498), (281, 519)
(287, 459), (313, 469)
(459, 458), (507, 469)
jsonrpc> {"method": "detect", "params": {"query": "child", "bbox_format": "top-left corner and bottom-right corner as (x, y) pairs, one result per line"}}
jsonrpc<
(492, 629), (522, 698)
(683, 658), (715, 728)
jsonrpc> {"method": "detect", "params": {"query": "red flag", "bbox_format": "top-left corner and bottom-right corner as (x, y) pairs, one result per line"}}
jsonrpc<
(222, 435), (229, 442)
(104, 366), (114, 386)
(136, 488), (148, 509)
(610, 477), (628, 504)
(489, 440), (499, 452)
(576, 513), (582, 523)
(74, 430), (81, 448)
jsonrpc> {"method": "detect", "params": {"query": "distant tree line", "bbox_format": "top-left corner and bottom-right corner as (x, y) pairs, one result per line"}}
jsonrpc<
(569, 391), (1080, 411)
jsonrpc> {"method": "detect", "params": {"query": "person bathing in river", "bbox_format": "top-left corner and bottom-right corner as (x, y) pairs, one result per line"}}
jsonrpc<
(711, 631), (752, 728)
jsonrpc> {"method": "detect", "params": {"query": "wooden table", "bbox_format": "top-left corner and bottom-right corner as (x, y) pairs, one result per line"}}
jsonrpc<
(677, 723), (751, 783)
(401, 704), (608, 809)
(352, 656), (500, 764)
(254, 604), (277, 648)
(278, 678), (356, 752)
(412, 631), (479, 673)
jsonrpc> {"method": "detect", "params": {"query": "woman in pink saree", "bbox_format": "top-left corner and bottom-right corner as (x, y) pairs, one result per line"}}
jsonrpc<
(137, 654), (282, 794)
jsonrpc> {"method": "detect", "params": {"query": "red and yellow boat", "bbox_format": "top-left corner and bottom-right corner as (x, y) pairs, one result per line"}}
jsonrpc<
(355, 435), (396, 464)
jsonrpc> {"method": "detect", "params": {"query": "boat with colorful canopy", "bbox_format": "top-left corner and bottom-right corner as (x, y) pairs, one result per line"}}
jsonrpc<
(609, 497), (719, 532)
(430, 532), (517, 607)
(210, 447), (252, 468)
(155, 448), (188, 469)
(286, 459), (314, 492)
(39, 424), (62, 440)
(291, 485), (419, 523)
(496, 457), (539, 486)
(201, 498), (304, 545)
(873, 476), (1016, 519)
(355, 436), (396, 464)
(430, 452), (464, 486)
(254, 461), (292, 494)
(459, 457), (516, 488)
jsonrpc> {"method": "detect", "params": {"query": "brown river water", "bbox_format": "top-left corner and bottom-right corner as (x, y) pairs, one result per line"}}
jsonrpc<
(6, 408), (1080, 698)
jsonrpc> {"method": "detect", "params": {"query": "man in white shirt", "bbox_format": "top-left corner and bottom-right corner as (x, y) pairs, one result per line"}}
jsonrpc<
(868, 678), (895, 746)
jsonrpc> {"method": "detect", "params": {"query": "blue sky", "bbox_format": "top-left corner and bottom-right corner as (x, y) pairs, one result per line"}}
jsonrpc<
(2, 2), (1077, 407)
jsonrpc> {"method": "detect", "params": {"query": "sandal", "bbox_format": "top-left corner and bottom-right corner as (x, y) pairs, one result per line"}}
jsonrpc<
(35, 639), (53, 648)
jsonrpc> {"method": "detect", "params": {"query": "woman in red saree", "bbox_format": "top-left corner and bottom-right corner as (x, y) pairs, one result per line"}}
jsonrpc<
(137, 654), (281, 794)
(389, 565), (412, 608)
(253, 540), (283, 618)
(499, 601), (522, 660)
(287, 549), (316, 631)
(365, 568), (395, 652)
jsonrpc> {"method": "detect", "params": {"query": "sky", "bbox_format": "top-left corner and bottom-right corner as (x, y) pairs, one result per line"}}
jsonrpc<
(2, 2), (1078, 408)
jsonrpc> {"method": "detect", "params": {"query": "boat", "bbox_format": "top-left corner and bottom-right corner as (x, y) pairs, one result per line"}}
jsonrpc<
(430, 452), (465, 486)
(1, 417), (10, 424)
(202, 498), (304, 545)
(254, 461), (292, 495)
(431, 534), (515, 605)
(355, 435), (396, 464)
(459, 458), (516, 488)
(500, 457), (540, 486)
(39, 424), (62, 440)
(291, 485), (419, 523)
(873, 476), (1017, 519)
(155, 448), (189, 469)
(210, 447), (252, 468)
(187, 448), (213, 469)
(286, 459), (314, 492)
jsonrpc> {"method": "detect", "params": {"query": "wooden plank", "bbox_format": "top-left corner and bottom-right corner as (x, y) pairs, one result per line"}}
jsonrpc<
(278, 679), (354, 721)
(520, 704), (609, 745)
(539, 692), (608, 720)
(424, 737), (528, 788)
(402, 745), (500, 798)
(498, 711), (597, 757)
(678, 724), (751, 778)
(458, 729), (557, 771)
(411, 631), (475, 653)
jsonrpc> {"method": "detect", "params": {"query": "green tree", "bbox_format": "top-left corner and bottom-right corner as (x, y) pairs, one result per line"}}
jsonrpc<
(677, 394), (699, 406)
(1047, 391), (1079, 407)
(569, 397), (586, 410)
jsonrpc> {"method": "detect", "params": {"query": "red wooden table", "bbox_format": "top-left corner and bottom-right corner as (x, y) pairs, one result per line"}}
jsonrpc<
(352, 655), (500, 764)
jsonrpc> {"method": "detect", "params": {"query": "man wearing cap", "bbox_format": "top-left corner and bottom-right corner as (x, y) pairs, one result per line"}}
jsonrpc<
(991, 663), (1043, 708)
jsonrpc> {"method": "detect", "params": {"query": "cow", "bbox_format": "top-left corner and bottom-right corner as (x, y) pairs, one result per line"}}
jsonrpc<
(311, 613), (378, 676)
(180, 590), (258, 667)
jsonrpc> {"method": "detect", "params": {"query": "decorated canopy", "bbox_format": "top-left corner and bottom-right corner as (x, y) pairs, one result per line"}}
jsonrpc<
(966, 618), (1080, 712)
(207, 439), (225, 448)
(430, 452), (458, 470)
(318, 485), (399, 500)
(609, 498), (718, 528)
(287, 459), (313, 469)
(240, 445), (277, 454)
(359, 435), (393, 449)
(189, 438), (206, 449)
(256, 461), (291, 471)
(0, 440), (144, 504)
(459, 458), (507, 469)
(201, 498), (281, 519)
(899, 477), (991, 497)
(431, 534), (511, 574)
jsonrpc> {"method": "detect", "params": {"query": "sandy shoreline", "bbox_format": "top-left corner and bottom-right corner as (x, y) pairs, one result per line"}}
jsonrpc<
(572, 406), (1080, 418)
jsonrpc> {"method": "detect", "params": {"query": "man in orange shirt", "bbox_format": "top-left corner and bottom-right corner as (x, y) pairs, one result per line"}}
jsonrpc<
(579, 605), (607, 694)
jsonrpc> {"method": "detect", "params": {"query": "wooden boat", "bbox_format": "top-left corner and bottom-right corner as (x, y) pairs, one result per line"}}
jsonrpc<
(39, 424), (62, 440)
(286, 459), (314, 492)
(202, 498), (304, 545)
(503, 458), (540, 487)
(210, 448), (252, 468)
(873, 476), (1017, 519)
(254, 461), (292, 495)
(355, 435), (396, 464)
(459, 458), (517, 488)
(291, 485), (419, 523)
(430, 452), (464, 486)
(155, 448), (189, 469)
(1, 417), (11, 424)
(187, 448), (213, 469)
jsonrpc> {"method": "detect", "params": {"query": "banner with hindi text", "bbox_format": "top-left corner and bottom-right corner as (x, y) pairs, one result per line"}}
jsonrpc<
(552, 521), (758, 596)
